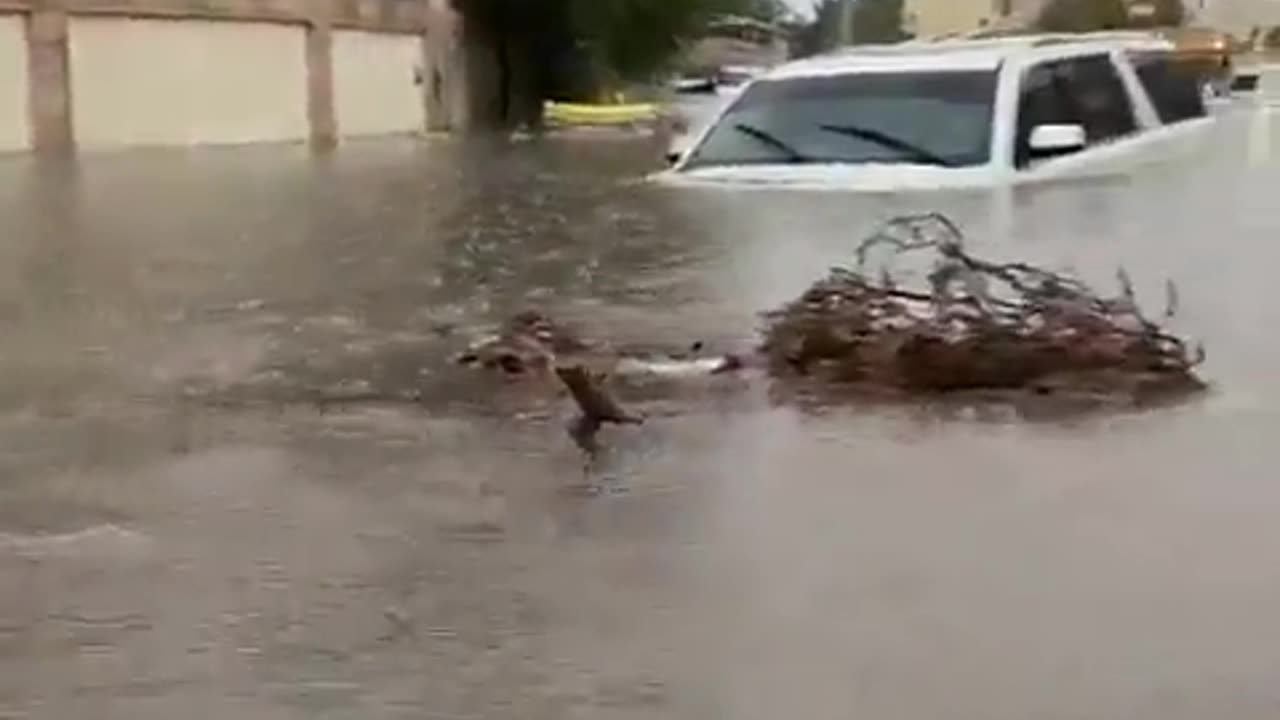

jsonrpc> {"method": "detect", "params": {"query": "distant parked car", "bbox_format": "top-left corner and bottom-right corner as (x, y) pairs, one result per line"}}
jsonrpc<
(716, 64), (768, 88)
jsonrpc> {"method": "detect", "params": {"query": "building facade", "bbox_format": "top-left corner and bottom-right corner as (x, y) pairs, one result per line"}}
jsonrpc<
(0, 0), (467, 154)
(904, 0), (1044, 38)
(1188, 0), (1280, 35)
(903, 0), (1280, 42)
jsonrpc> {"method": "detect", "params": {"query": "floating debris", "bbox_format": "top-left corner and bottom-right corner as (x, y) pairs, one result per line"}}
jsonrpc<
(461, 213), (1209, 457)
(758, 213), (1206, 406)
(454, 310), (588, 377)
(556, 365), (644, 456)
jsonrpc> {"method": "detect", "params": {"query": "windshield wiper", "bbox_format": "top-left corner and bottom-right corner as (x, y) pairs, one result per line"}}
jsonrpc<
(731, 123), (813, 163)
(818, 123), (957, 167)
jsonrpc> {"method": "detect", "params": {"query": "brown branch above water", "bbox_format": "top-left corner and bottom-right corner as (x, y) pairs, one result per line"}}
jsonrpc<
(554, 364), (643, 455)
(479, 213), (1209, 459)
(555, 365), (643, 425)
(758, 213), (1206, 402)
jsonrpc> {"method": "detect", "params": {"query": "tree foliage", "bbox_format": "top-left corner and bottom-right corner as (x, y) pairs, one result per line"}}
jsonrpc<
(455, 0), (789, 126)
(572, 0), (720, 82)
(850, 0), (909, 44)
(1108, 0), (1187, 28)
(1266, 26), (1280, 50)
(787, 0), (910, 57)
(1035, 0), (1131, 32)
(1146, 0), (1187, 27)
(787, 0), (846, 58)
(729, 0), (792, 23)
(1036, 0), (1192, 33)
(459, 0), (787, 83)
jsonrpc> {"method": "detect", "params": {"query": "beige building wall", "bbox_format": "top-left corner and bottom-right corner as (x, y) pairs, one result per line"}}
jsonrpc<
(0, 14), (29, 152)
(424, 0), (466, 130)
(332, 29), (424, 138)
(67, 17), (309, 148)
(1194, 0), (1280, 34)
(901, 0), (1049, 37)
(905, 0), (1003, 37)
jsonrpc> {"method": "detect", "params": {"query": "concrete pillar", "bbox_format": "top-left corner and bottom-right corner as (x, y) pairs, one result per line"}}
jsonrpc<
(305, 13), (336, 149)
(839, 0), (853, 45)
(423, 0), (464, 132)
(421, 32), (445, 131)
(25, 5), (73, 153)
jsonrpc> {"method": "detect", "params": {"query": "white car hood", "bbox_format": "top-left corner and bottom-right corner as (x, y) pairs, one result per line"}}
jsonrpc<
(650, 162), (998, 192)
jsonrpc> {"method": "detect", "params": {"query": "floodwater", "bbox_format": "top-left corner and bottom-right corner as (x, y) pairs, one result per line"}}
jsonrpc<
(1, 93), (1280, 719)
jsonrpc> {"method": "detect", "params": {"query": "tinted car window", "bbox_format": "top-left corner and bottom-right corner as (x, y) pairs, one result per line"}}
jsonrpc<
(1014, 54), (1137, 169)
(1129, 51), (1208, 124)
(1069, 55), (1138, 140)
(680, 70), (999, 170)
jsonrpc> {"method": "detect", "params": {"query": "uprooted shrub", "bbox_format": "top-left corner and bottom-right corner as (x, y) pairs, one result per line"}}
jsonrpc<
(758, 213), (1206, 403)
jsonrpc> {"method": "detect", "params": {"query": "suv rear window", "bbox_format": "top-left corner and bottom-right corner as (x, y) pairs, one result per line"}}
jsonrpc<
(1129, 51), (1208, 125)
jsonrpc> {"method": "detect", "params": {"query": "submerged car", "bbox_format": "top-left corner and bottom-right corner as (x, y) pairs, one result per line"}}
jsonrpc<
(716, 64), (769, 89)
(653, 32), (1218, 192)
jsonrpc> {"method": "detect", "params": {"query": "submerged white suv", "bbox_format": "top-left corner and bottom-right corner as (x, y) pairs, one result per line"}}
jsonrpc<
(654, 32), (1216, 191)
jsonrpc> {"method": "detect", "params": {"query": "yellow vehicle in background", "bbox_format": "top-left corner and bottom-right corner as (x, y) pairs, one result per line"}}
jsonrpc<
(544, 101), (659, 127)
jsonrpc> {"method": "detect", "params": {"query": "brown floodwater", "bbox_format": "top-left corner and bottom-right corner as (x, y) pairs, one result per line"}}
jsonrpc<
(1, 92), (1279, 719)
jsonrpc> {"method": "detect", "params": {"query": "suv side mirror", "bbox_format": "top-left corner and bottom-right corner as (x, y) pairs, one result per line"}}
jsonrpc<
(1029, 124), (1086, 154)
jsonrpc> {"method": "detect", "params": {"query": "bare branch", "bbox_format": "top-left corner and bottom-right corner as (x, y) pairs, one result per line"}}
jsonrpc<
(555, 365), (643, 426)
(760, 213), (1206, 398)
(1164, 279), (1180, 320)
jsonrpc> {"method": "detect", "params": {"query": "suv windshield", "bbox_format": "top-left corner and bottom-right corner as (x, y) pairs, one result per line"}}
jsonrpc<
(679, 69), (999, 171)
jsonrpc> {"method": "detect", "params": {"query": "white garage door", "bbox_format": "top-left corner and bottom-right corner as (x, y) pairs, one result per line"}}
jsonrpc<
(0, 15), (29, 152)
(69, 17), (308, 148)
(332, 30), (424, 137)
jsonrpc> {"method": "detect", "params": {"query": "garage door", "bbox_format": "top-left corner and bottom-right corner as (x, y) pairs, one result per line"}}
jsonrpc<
(0, 15), (29, 152)
(332, 30), (424, 137)
(69, 17), (308, 148)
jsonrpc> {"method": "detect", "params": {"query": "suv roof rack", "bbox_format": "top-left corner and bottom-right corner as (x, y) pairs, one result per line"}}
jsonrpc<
(1027, 30), (1164, 46)
(801, 31), (1172, 66)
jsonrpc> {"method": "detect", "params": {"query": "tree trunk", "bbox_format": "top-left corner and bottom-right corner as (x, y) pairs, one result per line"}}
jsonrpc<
(496, 33), (512, 126)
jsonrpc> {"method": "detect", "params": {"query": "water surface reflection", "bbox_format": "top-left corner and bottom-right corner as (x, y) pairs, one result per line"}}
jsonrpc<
(1, 106), (1279, 718)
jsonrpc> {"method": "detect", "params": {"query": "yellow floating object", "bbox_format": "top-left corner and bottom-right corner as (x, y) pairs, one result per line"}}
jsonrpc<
(544, 101), (659, 126)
